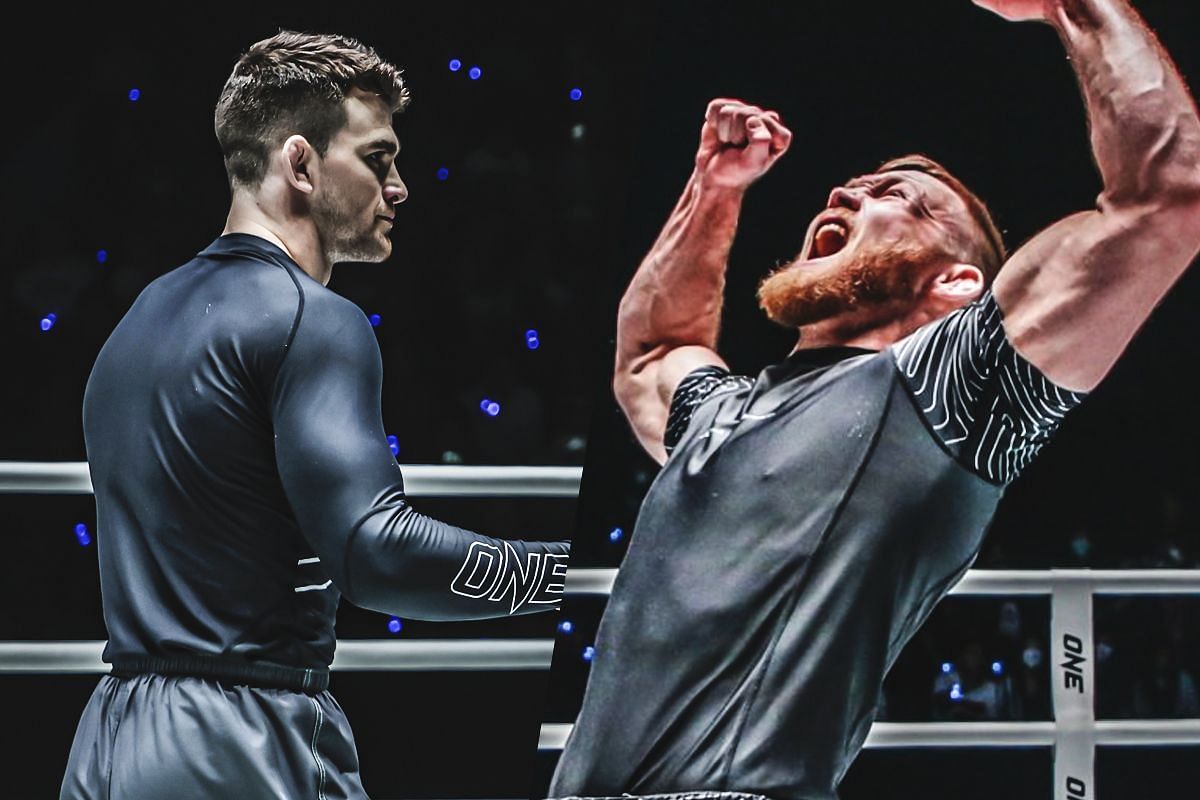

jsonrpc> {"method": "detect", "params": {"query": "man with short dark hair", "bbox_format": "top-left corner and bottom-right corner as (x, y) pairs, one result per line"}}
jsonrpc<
(549, 1), (1200, 799)
(62, 31), (569, 800)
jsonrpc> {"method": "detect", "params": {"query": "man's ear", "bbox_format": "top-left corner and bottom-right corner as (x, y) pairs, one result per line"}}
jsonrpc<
(929, 262), (985, 306)
(280, 135), (317, 194)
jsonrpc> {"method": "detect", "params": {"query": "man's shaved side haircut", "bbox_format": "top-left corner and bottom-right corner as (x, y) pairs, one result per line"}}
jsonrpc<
(878, 154), (1007, 286)
(215, 30), (410, 190)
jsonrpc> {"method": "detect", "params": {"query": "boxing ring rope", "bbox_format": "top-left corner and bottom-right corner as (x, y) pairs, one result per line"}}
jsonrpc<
(0, 639), (555, 673)
(0, 461), (582, 498)
(6, 461), (1200, 798)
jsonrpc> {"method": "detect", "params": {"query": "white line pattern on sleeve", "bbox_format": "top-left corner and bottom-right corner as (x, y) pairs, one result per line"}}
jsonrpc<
(892, 290), (1086, 484)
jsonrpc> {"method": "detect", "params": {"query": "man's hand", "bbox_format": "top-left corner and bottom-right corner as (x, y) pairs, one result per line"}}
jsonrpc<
(971, 0), (1049, 22)
(695, 98), (792, 190)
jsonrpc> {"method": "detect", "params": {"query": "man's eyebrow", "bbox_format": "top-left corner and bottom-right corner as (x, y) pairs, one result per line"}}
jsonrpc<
(363, 138), (399, 154)
(847, 173), (910, 191)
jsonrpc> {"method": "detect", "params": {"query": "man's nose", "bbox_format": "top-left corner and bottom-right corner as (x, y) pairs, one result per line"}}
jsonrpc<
(384, 178), (408, 206)
(827, 186), (864, 210)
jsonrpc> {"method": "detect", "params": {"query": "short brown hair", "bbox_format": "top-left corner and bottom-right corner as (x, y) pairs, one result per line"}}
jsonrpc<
(877, 154), (1007, 285)
(215, 31), (410, 189)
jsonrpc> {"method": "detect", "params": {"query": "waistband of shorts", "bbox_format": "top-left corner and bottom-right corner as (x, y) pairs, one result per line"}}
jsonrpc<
(548, 793), (773, 800)
(109, 654), (330, 695)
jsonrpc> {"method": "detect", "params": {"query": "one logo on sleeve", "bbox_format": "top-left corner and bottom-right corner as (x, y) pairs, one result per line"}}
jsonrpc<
(450, 542), (567, 613)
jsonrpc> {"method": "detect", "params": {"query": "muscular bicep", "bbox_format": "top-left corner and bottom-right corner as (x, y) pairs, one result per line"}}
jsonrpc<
(613, 344), (728, 464)
(993, 199), (1200, 392)
(269, 296), (409, 592)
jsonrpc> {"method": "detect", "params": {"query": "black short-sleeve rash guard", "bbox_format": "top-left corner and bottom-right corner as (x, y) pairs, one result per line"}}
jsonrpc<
(551, 290), (1084, 800)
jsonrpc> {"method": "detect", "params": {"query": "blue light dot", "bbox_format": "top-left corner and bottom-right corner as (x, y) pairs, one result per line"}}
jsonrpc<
(582, 645), (596, 662)
(468, 66), (482, 80)
(368, 313), (381, 327)
(950, 683), (963, 701)
(387, 617), (403, 634)
(48, 313), (57, 322)
(75, 523), (88, 536)
(992, 661), (1004, 676)
(128, 88), (140, 102)
(74, 523), (91, 546)
(96, 249), (108, 264)
(436, 167), (449, 181)
(525, 329), (540, 350)
(569, 87), (583, 102)
(609, 527), (624, 543)
(480, 398), (491, 412)
(941, 661), (953, 674)
(485, 401), (501, 417)
(558, 620), (574, 634)
(448, 59), (462, 72)
(40, 317), (53, 332)
(387, 434), (400, 456)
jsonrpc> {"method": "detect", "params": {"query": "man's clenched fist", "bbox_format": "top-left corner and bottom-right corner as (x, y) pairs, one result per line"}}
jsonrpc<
(695, 98), (792, 190)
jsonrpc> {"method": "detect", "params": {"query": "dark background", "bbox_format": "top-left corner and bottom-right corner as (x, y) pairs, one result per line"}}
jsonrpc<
(540, 1), (1200, 799)
(0, 3), (655, 798)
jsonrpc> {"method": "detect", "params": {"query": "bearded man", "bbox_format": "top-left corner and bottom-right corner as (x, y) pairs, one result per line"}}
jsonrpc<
(548, 1), (1200, 799)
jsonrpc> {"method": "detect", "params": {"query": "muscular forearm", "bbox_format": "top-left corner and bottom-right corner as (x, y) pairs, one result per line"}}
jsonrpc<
(615, 172), (744, 373)
(343, 499), (570, 621)
(1051, 0), (1200, 205)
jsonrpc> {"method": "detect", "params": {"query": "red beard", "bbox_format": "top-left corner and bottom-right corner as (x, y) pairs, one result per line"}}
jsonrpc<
(756, 241), (935, 330)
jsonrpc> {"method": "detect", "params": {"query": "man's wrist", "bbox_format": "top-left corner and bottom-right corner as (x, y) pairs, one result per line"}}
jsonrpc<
(692, 169), (750, 199)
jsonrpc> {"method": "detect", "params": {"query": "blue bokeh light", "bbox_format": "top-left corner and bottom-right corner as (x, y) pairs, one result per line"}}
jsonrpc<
(40, 313), (58, 332)
(609, 527), (624, 543)
(387, 434), (399, 456)
(128, 88), (140, 102)
(448, 59), (462, 72)
(949, 683), (963, 702)
(569, 87), (583, 101)
(96, 249), (108, 264)
(481, 400), (500, 417)
(992, 660), (1004, 676)
(368, 313), (381, 327)
(436, 167), (449, 181)
(582, 645), (596, 662)
(558, 620), (574, 634)
(468, 66), (482, 80)
(74, 523), (91, 546)
(387, 616), (403, 634)
(524, 329), (540, 350)
(941, 661), (953, 674)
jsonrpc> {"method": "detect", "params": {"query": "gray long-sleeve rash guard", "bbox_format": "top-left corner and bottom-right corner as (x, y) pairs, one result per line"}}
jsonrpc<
(83, 233), (569, 673)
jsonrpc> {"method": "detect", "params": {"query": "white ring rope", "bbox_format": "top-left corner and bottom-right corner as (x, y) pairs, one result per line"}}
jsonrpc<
(0, 640), (553, 673)
(0, 461), (582, 498)
(536, 720), (1200, 750)
(565, 567), (1200, 596)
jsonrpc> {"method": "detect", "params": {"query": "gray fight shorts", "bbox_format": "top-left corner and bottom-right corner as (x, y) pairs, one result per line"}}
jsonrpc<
(60, 674), (367, 799)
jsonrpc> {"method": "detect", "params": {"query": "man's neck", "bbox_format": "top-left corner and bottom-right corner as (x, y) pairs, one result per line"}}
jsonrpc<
(793, 317), (909, 355)
(223, 193), (332, 286)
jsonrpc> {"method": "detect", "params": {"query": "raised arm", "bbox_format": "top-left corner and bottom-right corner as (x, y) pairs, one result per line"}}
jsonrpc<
(976, 0), (1200, 391)
(614, 99), (791, 463)
(270, 289), (569, 620)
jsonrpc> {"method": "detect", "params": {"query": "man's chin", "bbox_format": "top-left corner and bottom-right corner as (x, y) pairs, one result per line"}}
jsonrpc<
(757, 264), (850, 329)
